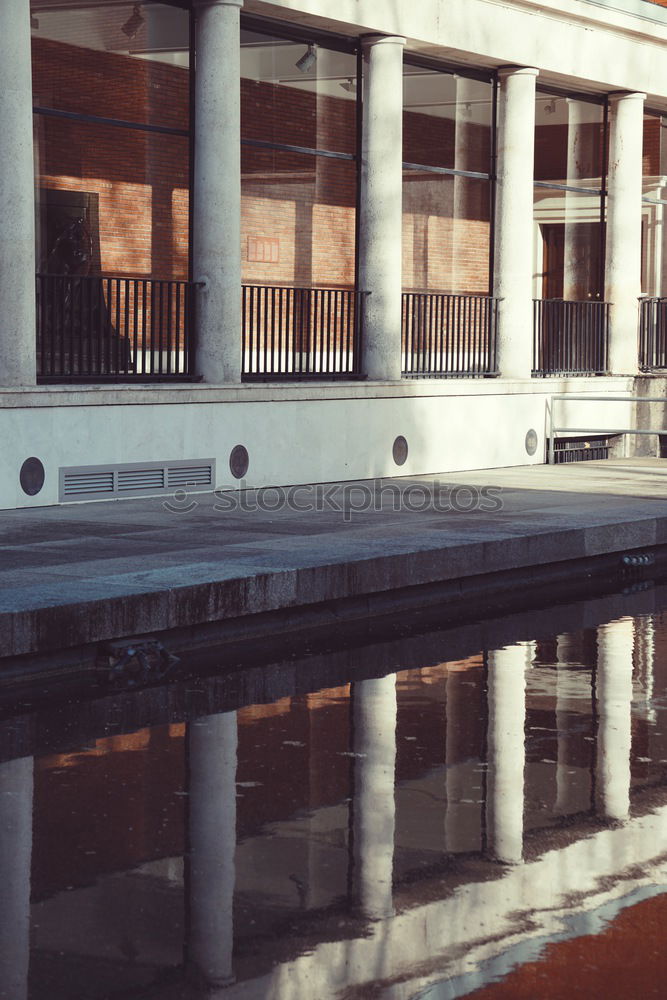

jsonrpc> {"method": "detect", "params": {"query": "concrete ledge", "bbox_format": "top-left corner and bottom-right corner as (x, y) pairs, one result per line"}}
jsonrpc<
(0, 375), (635, 408)
(2, 460), (667, 659)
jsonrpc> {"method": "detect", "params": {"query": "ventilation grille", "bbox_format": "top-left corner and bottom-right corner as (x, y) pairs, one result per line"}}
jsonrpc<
(60, 459), (215, 502)
(553, 436), (611, 464)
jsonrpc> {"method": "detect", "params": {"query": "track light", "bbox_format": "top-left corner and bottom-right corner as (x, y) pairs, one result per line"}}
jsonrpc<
(121, 5), (145, 40)
(295, 43), (317, 74)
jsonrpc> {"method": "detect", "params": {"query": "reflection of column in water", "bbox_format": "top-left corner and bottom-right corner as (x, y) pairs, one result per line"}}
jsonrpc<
(596, 619), (634, 822)
(351, 675), (397, 919)
(187, 712), (237, 987)
(554, 634), (588, 815)
(635, 615), (656, 724)
(445, 664), (483, 854)
(0, 756), (33, 1000)
(486, 645), (528, 864)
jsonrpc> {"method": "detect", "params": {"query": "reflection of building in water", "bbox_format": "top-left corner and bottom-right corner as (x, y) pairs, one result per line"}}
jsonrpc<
(4, 606), (667, 997)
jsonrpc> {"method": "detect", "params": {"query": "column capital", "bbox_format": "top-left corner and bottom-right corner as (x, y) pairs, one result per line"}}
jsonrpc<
(361, 33), (406, 50)
(607, 91), (647, 104)
(497, 66), (539, 81)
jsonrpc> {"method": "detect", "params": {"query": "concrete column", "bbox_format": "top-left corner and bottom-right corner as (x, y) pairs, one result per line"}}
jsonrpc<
(193, 0), (243, 384)
(0, 0), (36, 386)
(359, 35), (406, 381)
(493, 67), (539, 379)
(486, 644), (528, 864)
(596, 619), (634, 822)
(351, 675), (397, 919)
(0, 756), (34, 1000)
(187, 711), (238, 988)
(605, 92), (646, 375)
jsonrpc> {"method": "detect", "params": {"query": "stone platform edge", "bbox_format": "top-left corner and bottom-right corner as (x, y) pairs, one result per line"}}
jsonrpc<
(2, 511), (666, 660)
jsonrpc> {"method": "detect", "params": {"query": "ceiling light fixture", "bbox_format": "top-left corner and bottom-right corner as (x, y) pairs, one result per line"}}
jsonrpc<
(121, 4), (145, 41)
(295, 43), (317, 74)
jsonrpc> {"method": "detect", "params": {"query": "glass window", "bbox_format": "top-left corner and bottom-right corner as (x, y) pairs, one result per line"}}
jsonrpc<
(241, 149), (356, 289)
(402, 64), (494, 295)
(240, 31), (358, 292)
(31, 3), (190, 129)
(641, 112), (667, 296)
(535, 95), (604, 188)
(241, 31), (357, 155)
(403, 172), (491, 294)
(35, 120), (189, 280)
(533, 92), (606, 301)
(31, 3), (190, 282)
(403, 68), (492, 175)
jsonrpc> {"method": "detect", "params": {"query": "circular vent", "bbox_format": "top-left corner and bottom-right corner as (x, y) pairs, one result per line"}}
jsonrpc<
(20, 457), (45, 496)
(229, 445), (249, 479)
(525, 429), (538, 456)
(392, 436), (408, 466)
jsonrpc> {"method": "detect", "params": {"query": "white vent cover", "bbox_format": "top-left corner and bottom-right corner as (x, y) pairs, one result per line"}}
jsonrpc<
(59, 459), (215, 502)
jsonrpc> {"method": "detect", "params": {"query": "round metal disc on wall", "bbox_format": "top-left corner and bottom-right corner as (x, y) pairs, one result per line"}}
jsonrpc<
(20, 457), (45, 496)
(525, 429), (538, 456)
(392, 435), (408, 466)
(229, 445), (249, 479)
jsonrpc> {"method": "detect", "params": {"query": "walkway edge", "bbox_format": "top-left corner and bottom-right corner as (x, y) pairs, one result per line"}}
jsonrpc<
(2, 510), (664, 659)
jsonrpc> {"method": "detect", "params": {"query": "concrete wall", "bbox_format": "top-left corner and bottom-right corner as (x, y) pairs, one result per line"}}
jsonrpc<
(249, 0), (667, 103)
(0, 378), (634, 509)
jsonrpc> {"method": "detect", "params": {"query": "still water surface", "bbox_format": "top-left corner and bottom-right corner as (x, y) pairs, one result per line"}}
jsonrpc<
(3, 584), (667, 998)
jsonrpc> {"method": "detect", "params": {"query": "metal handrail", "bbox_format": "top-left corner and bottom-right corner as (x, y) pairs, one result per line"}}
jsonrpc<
(548, 393), (667, 464)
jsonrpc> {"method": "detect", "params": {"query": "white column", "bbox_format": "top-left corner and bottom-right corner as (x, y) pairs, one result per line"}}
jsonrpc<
(493, 67), (539, 379)
(193, 0), (243, 384)
(351, 675), (397, 919)
(187, 711), (238, 988)
(605, 92), (646, 375)
(596, 619), (634, 822)
(0, 0), (36, 386)
(0, 756), (33, 1000)
(486, 644), (527, 864)
(359, 35), (406, 381)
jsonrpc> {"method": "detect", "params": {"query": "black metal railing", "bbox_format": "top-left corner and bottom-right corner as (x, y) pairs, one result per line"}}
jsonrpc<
(402, 292), (499, 377)
(242, 285), (360, 379)
(36, 273), (196, 380)
(639, 297), (667, 371)
(532, 299), (609, 376)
